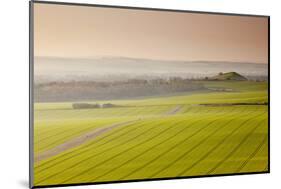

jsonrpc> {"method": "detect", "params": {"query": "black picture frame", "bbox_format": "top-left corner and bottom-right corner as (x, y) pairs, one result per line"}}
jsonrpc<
(29, 1), (270, 188)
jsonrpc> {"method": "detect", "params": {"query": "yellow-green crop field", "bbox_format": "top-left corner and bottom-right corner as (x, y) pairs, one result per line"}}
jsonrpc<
(33, 81), (268, 186)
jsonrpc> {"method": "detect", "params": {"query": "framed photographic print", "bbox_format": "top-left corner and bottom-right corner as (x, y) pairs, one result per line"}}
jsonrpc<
(30, 1), (270, 188)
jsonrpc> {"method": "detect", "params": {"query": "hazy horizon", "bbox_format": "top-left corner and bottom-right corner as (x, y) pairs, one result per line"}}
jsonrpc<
(35, 55), (268, 64)
(34, 56), (268, 84)
(34, 3), (268, 63)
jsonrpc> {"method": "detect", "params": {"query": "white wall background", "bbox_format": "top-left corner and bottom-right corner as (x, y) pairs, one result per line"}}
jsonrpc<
(0, 0), (279, 188)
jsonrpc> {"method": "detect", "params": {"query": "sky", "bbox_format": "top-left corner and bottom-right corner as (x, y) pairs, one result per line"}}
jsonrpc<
(34, 3), (268, 63)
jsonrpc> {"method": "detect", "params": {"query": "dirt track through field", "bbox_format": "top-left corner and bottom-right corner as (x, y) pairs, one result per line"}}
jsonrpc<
(165, 105), (183, 115)
(35, 105), (182, 163)
(34, 120), (137, 163)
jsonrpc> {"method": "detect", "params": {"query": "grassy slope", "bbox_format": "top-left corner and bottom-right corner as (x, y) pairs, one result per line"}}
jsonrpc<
(34, 105), (174, 153)
(33, 81), (268, 186)
(211, 72), (247, 80)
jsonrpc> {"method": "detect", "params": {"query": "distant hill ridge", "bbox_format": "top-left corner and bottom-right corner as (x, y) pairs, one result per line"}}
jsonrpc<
(36, 56), (265, 65)
(210, 72), (247, 81)
(34, 56), (266, 83)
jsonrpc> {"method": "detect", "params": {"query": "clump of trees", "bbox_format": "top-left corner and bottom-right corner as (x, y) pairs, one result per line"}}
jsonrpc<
(102, 103), (115, 108)
(35, 77), (205, 102)
(72, 103), (100, 109)
(72, 103), (117, 109)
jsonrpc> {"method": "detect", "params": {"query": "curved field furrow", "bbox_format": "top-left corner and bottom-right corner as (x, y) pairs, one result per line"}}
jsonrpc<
(35, 118), (183, 184)
(34, 104), (214, 170)
(61, 117), (228, 183)
(59, 106), (237, 183)
(118, 108), (262, 179)
(35, 104), (226, 172)
(178, 115), (266, 176)
(35, 106), (256, 185)
(206, 117), (267, 174)
(264, 164), (269, 171)
(35, 105), (172, 152)
(208, 119), (268, 174)
(35, 105), (169, 140)
(146, 107), (257, 178)
(235, 135), (268, 173)
(36, 121), (118, 152)
(89, 108), (237, 181)
(35, 106), (230, 184)
(35, 120), (139, 162)
(35, 108), (137, 138)
(35, 119), (153, 170)
(35, 118), (184, 179)
(117, 107), (246, 180)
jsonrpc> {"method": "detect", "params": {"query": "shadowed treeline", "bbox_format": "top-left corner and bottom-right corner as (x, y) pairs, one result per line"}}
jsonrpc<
(34, 77), (205, 102)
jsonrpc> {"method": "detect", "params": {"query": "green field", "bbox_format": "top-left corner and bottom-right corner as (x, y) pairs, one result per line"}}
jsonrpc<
(33, 81), (268, 186)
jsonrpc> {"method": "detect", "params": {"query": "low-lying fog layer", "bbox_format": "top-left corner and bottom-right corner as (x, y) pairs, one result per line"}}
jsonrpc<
(34, 56), (268, 83)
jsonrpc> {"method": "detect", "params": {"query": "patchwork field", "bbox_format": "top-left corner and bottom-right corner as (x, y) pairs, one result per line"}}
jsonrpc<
(33, 81), (268, 186)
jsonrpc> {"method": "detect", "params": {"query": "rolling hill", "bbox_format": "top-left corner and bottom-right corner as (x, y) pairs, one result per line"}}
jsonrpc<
(210, 72), (248, 81)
